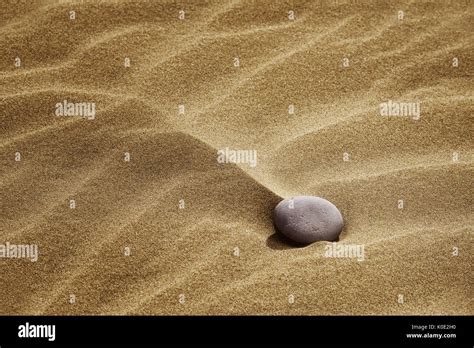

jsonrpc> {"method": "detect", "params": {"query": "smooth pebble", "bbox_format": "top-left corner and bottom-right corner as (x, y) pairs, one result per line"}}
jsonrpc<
(273, 196), (343, 245)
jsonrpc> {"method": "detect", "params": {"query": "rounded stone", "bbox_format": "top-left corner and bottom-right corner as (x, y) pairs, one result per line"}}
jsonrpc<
(273, 196), (343, 245)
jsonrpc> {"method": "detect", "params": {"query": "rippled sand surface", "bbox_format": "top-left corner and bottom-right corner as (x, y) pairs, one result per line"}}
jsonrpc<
(0, 0), (472, 315)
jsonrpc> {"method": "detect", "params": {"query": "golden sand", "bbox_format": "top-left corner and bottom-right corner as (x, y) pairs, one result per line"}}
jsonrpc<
(0, 0), (472, 315)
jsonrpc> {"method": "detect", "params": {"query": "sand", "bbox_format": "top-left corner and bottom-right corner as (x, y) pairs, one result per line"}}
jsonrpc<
(0, 0), (472, 315)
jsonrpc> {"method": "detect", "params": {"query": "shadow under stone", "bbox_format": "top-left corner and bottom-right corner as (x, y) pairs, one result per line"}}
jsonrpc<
(266, 232), (308, 250)
(266, 231), (341, 250)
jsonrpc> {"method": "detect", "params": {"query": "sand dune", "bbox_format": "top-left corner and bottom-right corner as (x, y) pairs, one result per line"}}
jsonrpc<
(0, 0), (472, 315)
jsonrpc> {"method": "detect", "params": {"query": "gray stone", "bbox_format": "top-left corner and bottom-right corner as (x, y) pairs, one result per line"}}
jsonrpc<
(273, 196), (343, 245)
